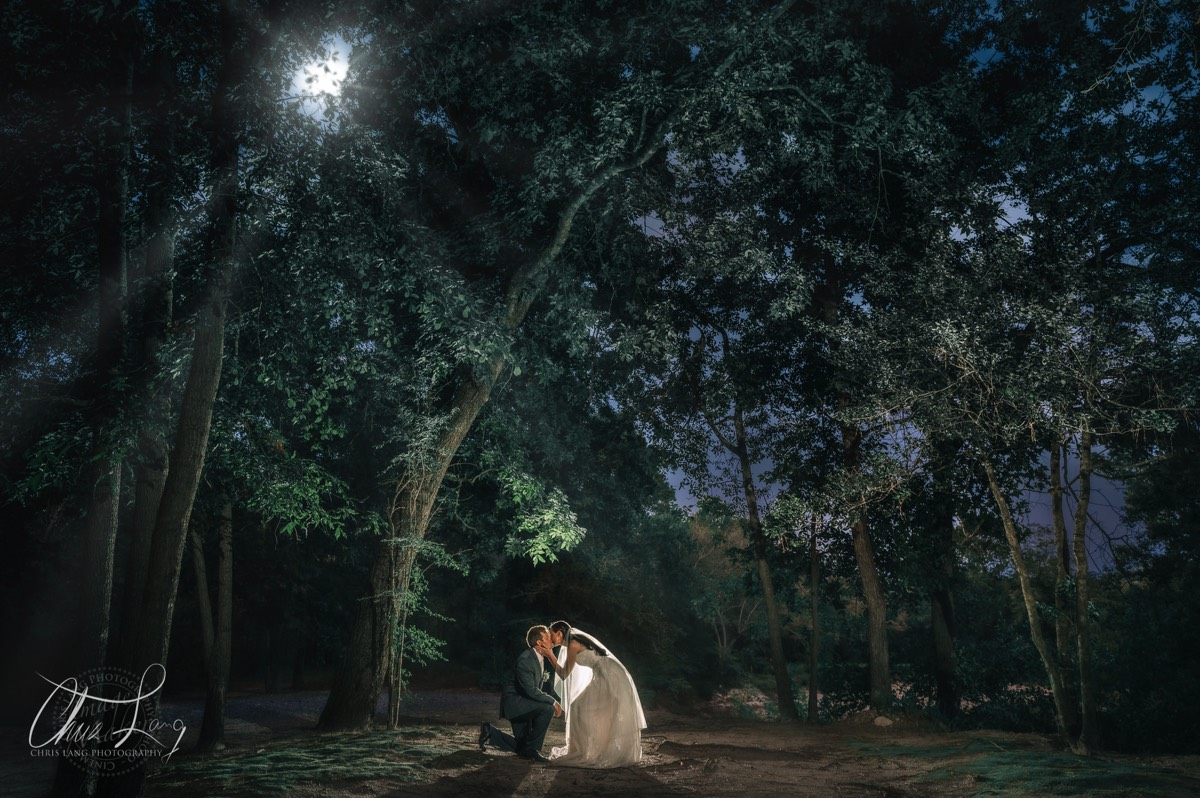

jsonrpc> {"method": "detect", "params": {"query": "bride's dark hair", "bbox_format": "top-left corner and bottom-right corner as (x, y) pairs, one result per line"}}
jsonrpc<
(568, 630), (607, 657)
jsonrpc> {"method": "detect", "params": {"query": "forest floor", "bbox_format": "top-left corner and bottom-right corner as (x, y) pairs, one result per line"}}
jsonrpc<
(5, 687), (1199, 797)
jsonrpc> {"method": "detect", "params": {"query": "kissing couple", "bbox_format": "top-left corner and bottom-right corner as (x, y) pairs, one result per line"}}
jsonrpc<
(478, 620), (646, 767)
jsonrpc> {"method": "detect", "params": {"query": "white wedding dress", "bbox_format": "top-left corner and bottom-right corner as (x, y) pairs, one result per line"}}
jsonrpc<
(550, 632), (646, 768)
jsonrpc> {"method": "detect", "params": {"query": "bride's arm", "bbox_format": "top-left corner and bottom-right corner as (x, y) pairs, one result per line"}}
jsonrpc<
(557, 643), (580, 678)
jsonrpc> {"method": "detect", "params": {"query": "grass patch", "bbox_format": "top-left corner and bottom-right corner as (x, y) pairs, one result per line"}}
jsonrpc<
(149, 728), (460, 795)
(853, 739), (1200, 797)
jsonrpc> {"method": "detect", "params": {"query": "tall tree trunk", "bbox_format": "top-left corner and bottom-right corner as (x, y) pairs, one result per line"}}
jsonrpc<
(386, 531), (428, 729)
(690, 327), (798, 720)
(929, 511), (959, 718)
(120, 44), (177, 660)
(819, 262), (890, 712)
(807, 516), (821, 723)
(1049, 440), (1079, 736)
(79, 467), (121, 670)
(319, 539), (394, 729)
(730, 401), (799, 721)
(125, 239), (231, 675)
(119, 0), (239, 677)
(1072, 429), (1099, 753)
(842, 421), (892, 712)
(69, 461), (120, 798)
(979, 455), (1073, 745)
(191, 500), (233, 752)
(321, 377), (493, 730)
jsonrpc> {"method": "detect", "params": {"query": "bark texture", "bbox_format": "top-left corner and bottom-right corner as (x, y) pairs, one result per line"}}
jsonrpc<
(980, 456), (1072, 743)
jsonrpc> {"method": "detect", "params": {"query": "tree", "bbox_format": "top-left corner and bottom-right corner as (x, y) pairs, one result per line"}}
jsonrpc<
(318, 0), (804, 730)
(905, 0), (1200, 751)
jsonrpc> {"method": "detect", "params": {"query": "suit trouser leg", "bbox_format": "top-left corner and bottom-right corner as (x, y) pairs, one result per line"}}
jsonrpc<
(517, 704), (554, 756)
(484, 721), (522, 754)
(489, 705), (553, 757)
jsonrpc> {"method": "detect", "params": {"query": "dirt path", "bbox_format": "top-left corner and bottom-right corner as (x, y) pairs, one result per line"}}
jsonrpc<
(6, 689), (1199, 797)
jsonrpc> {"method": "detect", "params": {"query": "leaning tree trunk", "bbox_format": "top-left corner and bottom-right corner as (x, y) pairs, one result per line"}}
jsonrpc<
(842, 421), (892, 712)
(120, 43), (177, 659)
(730, 400), (799, 721)
(124, 224), (232, 675)
(120, 0), (240, 677)
(1049, 440), (1079, 736)
(321, 377), (494, 730)
(385, 476), (436, 730)
(320, 138), (666, 731)
(1072, 429), (1099, 753)
(980, 456), (1073, 745)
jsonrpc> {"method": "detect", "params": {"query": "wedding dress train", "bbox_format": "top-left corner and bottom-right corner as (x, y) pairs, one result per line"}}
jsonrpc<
(550, 632), (645, 768)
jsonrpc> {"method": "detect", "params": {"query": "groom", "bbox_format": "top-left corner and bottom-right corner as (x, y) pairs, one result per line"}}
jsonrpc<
(479, 625), (562, 762)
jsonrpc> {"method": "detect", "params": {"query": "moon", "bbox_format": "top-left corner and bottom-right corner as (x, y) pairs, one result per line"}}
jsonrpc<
(299, 50), (347, 97)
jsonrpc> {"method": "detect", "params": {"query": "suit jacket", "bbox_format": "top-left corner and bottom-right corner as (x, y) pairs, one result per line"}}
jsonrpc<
(500, 647), (557, 720)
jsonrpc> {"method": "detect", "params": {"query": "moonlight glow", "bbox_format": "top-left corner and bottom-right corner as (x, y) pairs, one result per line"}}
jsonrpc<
(298, 51), (347, 97)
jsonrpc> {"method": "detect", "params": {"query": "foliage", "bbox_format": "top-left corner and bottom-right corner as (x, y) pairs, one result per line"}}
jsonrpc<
(492, 464), (587, 564)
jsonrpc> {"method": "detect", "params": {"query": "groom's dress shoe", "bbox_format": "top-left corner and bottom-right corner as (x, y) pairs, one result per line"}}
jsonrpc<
(528, 752), (551, 764)
(478, 723), (489, 751)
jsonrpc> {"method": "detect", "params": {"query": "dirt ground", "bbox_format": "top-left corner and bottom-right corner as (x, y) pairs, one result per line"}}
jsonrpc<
(6, 688), (1199, 797)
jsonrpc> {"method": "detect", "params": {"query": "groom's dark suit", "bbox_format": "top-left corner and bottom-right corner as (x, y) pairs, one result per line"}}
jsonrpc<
(483, 647), (559, 758)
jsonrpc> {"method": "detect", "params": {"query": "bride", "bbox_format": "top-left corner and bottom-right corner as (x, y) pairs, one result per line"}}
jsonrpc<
(545, 628), (646, 768)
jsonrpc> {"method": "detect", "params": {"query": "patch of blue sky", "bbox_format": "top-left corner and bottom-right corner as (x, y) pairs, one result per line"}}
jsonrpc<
(968, 46), (1003, 73)
(631, 211), (666, 238)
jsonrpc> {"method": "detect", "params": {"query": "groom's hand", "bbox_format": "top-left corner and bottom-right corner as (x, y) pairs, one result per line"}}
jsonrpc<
(553, 702), (563, 718)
